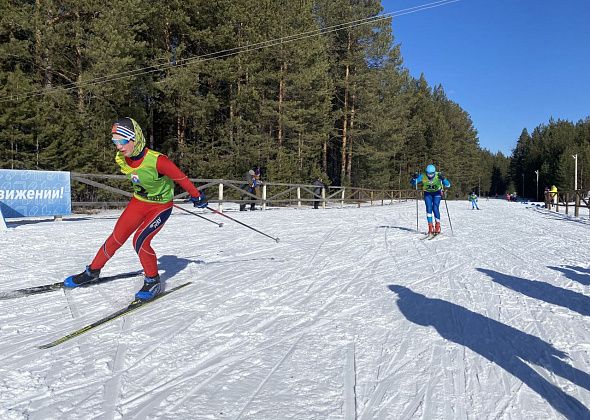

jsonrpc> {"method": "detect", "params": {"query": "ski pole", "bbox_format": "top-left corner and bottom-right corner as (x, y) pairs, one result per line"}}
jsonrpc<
(173, 204), (224, 227)
(442, 189), (454, 236)
(415, 180), (419, 232)
(206, 206), (280, 243)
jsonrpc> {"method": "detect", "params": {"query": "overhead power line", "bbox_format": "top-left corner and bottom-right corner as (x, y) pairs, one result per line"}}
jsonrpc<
(0, 0), (459, 104)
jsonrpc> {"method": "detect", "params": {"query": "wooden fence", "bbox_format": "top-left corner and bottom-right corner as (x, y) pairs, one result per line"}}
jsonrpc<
(544, 190), (590, 217)
(70, 172), (417, 211)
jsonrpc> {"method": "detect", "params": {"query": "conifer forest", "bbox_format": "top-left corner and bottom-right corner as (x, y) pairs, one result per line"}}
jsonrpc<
(1, 0), (589, 197)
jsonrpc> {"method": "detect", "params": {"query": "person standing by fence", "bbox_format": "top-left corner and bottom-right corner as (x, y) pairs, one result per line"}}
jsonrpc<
(64, 117), (208, 301)
(240, 169), (259, 211)
(550, 185), (558, 205)
(312, 177), (325, 209)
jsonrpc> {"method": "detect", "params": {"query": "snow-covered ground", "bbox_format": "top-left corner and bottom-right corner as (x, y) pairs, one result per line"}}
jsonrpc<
(1, 198), (589, 419)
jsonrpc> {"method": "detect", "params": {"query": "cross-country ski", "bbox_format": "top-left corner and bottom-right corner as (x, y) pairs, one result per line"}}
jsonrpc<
(38, 282), (191, 349)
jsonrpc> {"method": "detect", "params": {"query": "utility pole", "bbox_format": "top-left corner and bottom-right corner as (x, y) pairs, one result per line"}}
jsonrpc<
(572, 154), (578, 190)
(534, 170), (539, 202)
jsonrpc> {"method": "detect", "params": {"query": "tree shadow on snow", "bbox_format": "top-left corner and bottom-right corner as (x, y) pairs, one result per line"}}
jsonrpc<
(547, 265), (590, 286)
(478, 268), (590, 317)
(388, 284), (590, 419)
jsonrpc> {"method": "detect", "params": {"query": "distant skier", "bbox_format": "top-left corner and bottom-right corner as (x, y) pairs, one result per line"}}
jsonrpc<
(468, 191), (480, 210)
(550, 185), (558, 205)
(411, 164), (451, 235)
(64, 117), (207, 301)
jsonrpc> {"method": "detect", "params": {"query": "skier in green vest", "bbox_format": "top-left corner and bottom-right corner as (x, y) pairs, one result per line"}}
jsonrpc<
(411, 164), (451, 235)
(64, 117), (207, 301)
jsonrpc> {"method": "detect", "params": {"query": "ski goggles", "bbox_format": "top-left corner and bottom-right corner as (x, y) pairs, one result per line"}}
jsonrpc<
(112, 137), (132, 145)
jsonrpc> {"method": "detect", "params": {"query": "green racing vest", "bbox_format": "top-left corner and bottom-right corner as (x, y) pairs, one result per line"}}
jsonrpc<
(421, 172), (444, 193)
(116, 149), (174, 203)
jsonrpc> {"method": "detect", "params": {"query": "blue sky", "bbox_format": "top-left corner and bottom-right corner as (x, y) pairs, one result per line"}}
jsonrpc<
(380, 0), (590, 155)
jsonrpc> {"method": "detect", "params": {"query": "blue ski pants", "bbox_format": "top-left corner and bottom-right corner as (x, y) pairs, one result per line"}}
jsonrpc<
(424, 191), (442, 224)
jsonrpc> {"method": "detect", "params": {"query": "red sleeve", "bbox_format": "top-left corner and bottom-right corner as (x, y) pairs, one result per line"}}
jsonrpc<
(156, 155), (201, 197)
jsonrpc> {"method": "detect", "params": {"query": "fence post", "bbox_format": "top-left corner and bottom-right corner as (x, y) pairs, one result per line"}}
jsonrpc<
(322, 187), (326, 209)
(262, 183), (267, 211)
(218, 182), (224, 212)
(370, 190), (374, 206)
(565, 192), (569, 215)
(575, 191), (580, 217)
(297, 187), (301, 208)
(341, 188), (345, 208)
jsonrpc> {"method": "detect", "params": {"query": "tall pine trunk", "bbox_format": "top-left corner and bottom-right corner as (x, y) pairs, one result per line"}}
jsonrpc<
(277, 61), (287, 147)
(346, 94), (355, 183)
(177, 116), (186, 159)
(340, 32), (352, 184)
(322, 137), (328, 175)
(75, 10), (84, 112)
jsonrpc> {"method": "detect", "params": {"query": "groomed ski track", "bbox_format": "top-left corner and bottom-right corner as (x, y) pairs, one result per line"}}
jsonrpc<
(0, 199), (589, 419)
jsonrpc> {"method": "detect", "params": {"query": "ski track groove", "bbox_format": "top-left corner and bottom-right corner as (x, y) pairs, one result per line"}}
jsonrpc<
(343, 340), (357, 420)
(233, 334), (304, 419)
(117, 260), (380, 418)
(158, 365), (231, 416)
(100, 316), (131, 420)
(117, 322), (328, 415)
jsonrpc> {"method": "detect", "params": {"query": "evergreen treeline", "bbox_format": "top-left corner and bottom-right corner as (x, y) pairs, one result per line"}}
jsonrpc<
(510, 118), (590, 199)
(1, 0), (504, 197)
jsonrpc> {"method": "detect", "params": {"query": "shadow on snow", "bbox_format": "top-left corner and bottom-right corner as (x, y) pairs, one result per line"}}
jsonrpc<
(388, 284), (590, 419)
(478, 268), (590, 317)
(548, 265), (590, 286)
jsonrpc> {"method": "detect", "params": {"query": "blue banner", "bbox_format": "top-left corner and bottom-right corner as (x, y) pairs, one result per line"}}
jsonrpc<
(0, 169), (71, 218)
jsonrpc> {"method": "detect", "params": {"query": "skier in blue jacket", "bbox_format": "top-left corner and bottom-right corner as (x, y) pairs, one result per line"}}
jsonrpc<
(411, 164), (451, 235)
